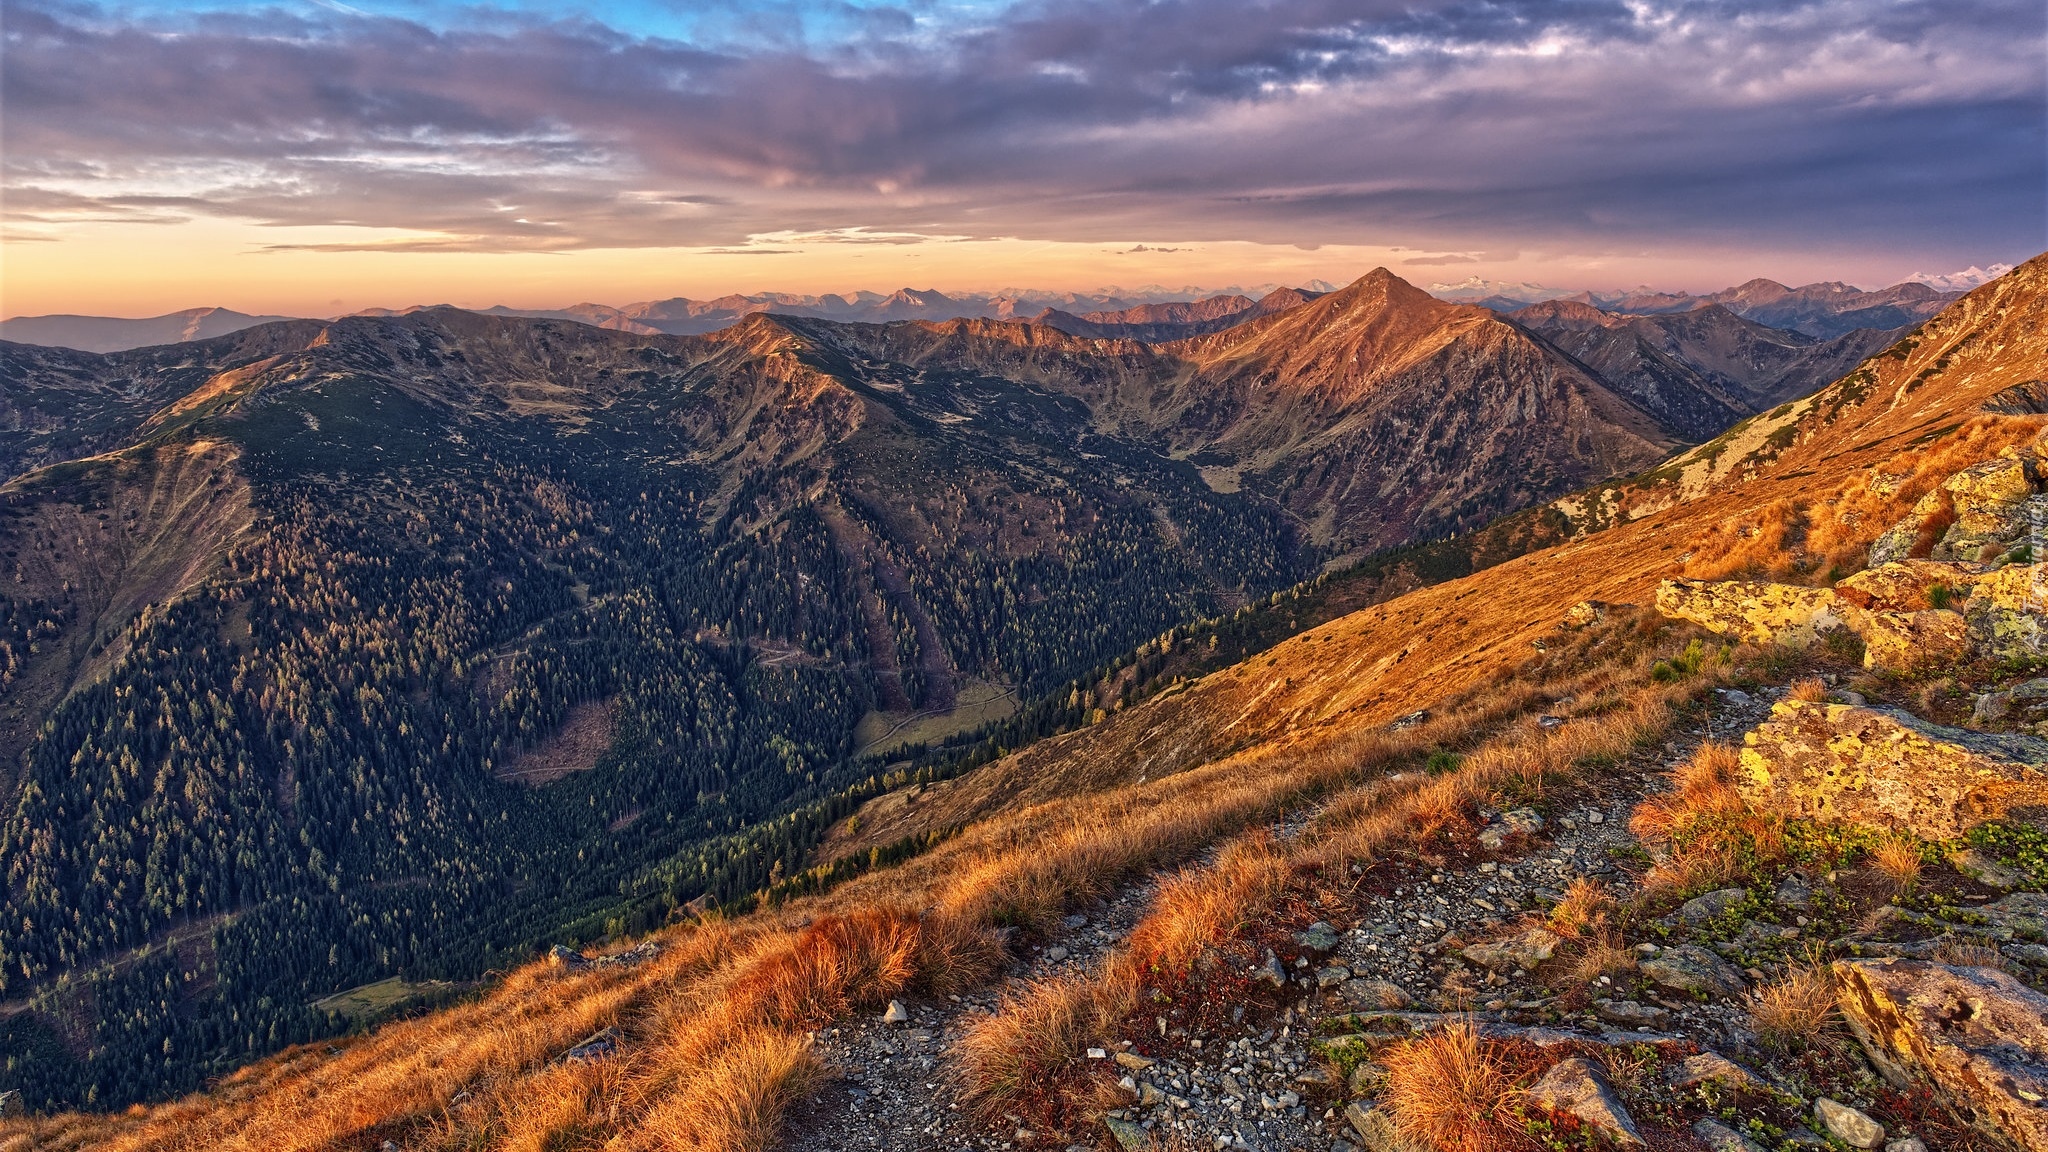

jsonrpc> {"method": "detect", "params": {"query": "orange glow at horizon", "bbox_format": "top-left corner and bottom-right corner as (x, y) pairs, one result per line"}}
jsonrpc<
(0, 217), (1929, 320)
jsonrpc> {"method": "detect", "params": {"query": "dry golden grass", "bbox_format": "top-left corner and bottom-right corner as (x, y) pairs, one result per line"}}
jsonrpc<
(953, 975), (1098, 1120)
(1750, 960), (1840, 1052)
(1683, 416), (2046, 582)
(949, 661), (1701, 1131)
(1870, 833), (1925, 897)
(1561, 930), (1638, 991)
(1382, 1020), (1520, 1152)
(1630, 740), (1788, 901)
(1547, 877), (1614, 941)
(1789, 677), (1829, 703)
(638, 1026), (821, 1152)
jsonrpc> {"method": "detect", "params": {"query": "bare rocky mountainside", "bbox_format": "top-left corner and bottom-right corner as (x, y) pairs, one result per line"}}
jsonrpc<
(5, 254), (2047, 1152)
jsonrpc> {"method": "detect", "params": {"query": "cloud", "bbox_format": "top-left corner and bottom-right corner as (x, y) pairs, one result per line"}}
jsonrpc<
(1, 0), (2042, 268)
(1402, 254), (1480, 266)
(1123, 244), (1190, 253)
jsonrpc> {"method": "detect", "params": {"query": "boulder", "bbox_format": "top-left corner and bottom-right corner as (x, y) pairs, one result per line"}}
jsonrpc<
(1833, 958), (2048, 1151)
(1592, 999), (1670, 1028)
(1814, 1098), (1887, 1149)
(1341, 979), (1415, 1010)
(1563, 600), (1608, 629)
(1524, 1057), (1646, 1146)
(1944, 454), (2040, 538)
(1460, 926), (1561, 972)
(1639, 944), (1747, 996)
(1972, 564), (2048, 612)
(1667, 1051), (1771, 1094)
(1834, 561), (1981, 612)
(1103, 1115), (1155, 1151)
(1966, 564), (2048, 662)
(1739, 700), (2048, 840)
(1346, 1102), (1425, 1152)
(1295, 921), (1341, 954)
(1870, 490), (1949, 566)
(1478, 808), (1544, 851)
(1676, 887), (1750, 925)
(1855, 608), (1972, 674)
(1656, 579), (1850, 648)
(1951, 847), (2030, 890)
(1693, 1118), (1770, 1152)
(545, 944), (587, 969)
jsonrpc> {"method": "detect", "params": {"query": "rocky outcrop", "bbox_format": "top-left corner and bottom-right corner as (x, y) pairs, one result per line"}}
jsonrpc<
(1660, 558), (2048, 672)
(1870, 449), (2048, 567)
(1833, 560), (1981, 612)
(1656, 579), (1851, 648)
(1856, 608), (1973, 673)
(1968, 564), (2048, 663)
(1833, 959), (2048, 1151)
(1739, 700), (2048, 839)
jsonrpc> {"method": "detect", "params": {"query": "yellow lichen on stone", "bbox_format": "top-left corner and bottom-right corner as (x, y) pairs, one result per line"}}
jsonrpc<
(1656, 578), (1848, 648)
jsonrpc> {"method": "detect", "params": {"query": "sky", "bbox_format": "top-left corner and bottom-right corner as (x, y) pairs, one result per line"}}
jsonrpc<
(2, 0), (2043, 318)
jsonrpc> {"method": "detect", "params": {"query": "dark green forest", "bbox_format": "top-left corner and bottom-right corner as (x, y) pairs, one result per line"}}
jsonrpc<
(0, 335), (1314, 1109)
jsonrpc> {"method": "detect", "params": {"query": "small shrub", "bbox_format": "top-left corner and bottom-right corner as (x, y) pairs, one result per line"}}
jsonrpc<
(1750, 962), (1840, 1052)
(954, 975), (1096, 1120)
(1547, 878), (1613, 941)
(1870, 833), (1925, 898)
(1929, 583), (1954, 610)
(1789, 677), (1829, 703)
(1383, 1020), (1517, 1151)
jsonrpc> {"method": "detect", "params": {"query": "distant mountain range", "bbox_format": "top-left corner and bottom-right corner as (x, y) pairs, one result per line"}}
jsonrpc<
(0, 306), (302, 353)
(1432, 276), (1964, 338)
(0, 273), (1956, 353)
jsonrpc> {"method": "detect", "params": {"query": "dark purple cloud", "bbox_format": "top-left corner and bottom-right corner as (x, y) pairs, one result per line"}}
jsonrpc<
(3, 0), (2041, 266)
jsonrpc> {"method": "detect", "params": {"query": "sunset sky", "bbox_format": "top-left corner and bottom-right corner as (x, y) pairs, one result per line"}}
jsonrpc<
(4, 0), (2043, 318)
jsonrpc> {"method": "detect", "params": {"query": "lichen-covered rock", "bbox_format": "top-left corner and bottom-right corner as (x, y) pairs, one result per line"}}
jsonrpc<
(1640, 943), (1747, 996)
(1461, 926), (1561, 972)
(1657, 579), (1850, 648)
(1833, 959), (2048, 1152)
(1972, 564), (2048, 611)
(1525, 1057), (1646, 1145)
(1814, 1098), (1887, 1149)
(1693, 1118), (1769, 1152)
(1964, 564), (2048, 662)
(1870, 490), (1949, 565)
(1667, 1051), (1771, 1094)
(1835, 561), (1981, 612)
(1973, 892), (2048, 942)
(1563, 600), (1608, 628)
(1856, 608), (1972, 673)
(1739, 700), (2048, 840)
(1952, 847), (2031, 890)
(1945, 454), (2041, 537)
